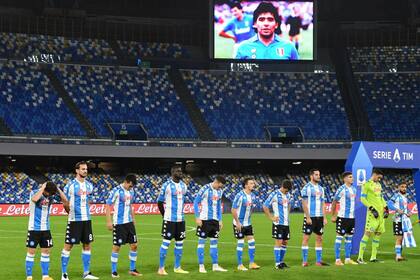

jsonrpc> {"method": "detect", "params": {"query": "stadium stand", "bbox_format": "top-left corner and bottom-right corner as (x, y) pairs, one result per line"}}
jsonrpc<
(52, 64), (198, 139)
(0, 172), (37, 203)
(117, 41), (189, 59)
(0, 32), (117, 64)
(0, 172), (415, 205)
(0, 61), (86, 136)
(348, 46), (420, 72)
(355, 72), (420, 140)
(182, 70), (351, 141)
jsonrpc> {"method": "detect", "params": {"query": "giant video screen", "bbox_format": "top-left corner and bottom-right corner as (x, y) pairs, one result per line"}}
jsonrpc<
(213, 0), (315, 60)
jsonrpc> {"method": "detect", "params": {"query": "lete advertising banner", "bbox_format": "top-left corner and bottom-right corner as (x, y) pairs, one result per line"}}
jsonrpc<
(0, 203), (417, 217)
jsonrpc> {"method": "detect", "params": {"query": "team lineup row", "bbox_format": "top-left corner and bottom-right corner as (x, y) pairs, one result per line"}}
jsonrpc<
(25, 162), (413, 280)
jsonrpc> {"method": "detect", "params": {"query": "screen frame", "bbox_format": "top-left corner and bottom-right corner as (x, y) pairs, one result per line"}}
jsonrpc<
(209, 0), (317, 63)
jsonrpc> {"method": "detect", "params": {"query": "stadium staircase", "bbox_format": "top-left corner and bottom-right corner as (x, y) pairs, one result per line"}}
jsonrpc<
(331, 44), (374, 141)
(40, 67), (98, 139)
(0, 117), (12, 136)
(168, 69), (215, 141)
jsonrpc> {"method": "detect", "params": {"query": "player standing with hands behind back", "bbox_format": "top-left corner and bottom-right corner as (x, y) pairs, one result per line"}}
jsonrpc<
(263, 179), (293, 269)
(330, 172), (358, 265)
(232, 178), (260, 271)
(157, 165), (189, 275)
(301, 169), (329, 267)
(61, 161), (99, 280)
(105, 174), (142, 278)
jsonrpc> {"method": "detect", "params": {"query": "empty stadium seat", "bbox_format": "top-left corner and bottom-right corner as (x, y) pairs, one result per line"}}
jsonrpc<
(348, 46), (420, 72)
(0, 61), (86, 136)
(182, 70), (351, 141)
(0, 32), (117, 64)
(118, 41), (189, 59)
(52, 64), (197, 139)
(356, 73), (420, 140)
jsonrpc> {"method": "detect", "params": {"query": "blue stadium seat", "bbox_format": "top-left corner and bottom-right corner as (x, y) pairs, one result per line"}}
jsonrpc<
(52, 64), (197, 139)
(118, 41), (189, 59)
(348, 46), (420, 72)
(182, 70), (351, 141)
(356, 73), (420, 140)
(0, 32), (117, 64)
(0, 61), (86, 136)
(0, 172), (416, 205)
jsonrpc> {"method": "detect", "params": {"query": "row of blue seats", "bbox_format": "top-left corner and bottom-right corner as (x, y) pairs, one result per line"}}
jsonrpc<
(356, 73), (420, 140)
(183, 70), (351, 141)
(0, 172), (416, 206)
(0, 32), (189, 62)
(348, 46), (420, 72)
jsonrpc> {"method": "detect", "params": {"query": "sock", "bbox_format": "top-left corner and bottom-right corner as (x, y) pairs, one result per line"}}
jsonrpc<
(61, 250), (70, 274)
(395, 245), (402, 258)
(335, 236), (344, 260)
(315, 247), (323, 263)
(210, 238), (219, 265)
(174, 241), (184, 269)
(197, 238), (206, 265)
(111, 252), (119, 273)
(301, 246), (309, 263)
(371, 236), (380, 260)
(248, 239), (256, 263)
(40, 253), (50, 277)
(82, 250), (91, 274)
(345, 235), (353, 260)
(236, 239), (245, 265)
(25, 253), (35, 277)
(358, 235), (369, 260)
(159, 239), (171, 268)
(129, 251), (137, 271)
(274, 246), (281, 265)
(280, 245), (287, 263)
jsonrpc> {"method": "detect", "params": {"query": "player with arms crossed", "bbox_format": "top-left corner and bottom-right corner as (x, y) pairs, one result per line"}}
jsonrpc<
(331, 172), (358, 266)
(357, 169), (389, 264)
(157, 165), (189, 275)
(194, 176), (228, 273)
(232, 178), (260, 271)
(301, 169), (329, 267)
(26, 182), (69, 280)
(106, 174), (142, 278)
(263, 179), (293, 269)
(387, 182), (412, 261)
(218, 2), (255, 50)
(235, 2), (298, 60)
(61, 161), (99, 280)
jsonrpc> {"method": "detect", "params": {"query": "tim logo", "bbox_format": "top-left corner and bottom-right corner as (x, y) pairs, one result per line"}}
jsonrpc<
(357, 169), (366, 186)
(393, 149), (401, 163)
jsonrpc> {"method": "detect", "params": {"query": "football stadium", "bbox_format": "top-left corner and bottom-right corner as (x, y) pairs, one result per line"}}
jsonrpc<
(0, 1), (419, 280)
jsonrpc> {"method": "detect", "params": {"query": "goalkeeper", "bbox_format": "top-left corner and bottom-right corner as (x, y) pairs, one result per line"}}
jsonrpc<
(357, 169), (389, 264)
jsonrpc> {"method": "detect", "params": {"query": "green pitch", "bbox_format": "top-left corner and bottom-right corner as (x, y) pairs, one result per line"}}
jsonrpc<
(1, 213), (419, 280)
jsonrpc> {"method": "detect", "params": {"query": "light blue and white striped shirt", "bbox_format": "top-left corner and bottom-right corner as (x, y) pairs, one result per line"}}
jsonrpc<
(63, 179), (93, 222)
(106, 185), (134, 225)
(301, 182), (325, 217)
(28, 190), (53, 231)
(157, 179), (187, 222)
(264, 190), (291, 226)
(232, 190), (255, 227)
(388, 192), (409, 223)
(333, 184), (357, 219)
(194, 183), (223, 221)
